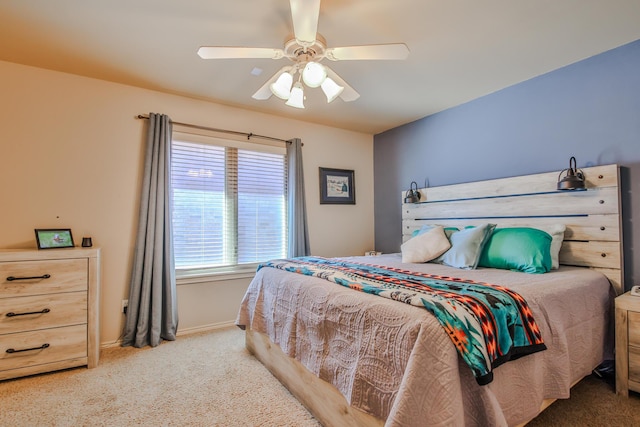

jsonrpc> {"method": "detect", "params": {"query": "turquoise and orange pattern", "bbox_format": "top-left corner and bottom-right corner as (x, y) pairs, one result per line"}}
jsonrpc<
(259, 256), (546, 385)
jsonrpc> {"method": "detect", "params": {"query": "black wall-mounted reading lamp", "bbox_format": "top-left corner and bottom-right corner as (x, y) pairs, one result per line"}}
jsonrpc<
(404, 181), (421, 203)
(557, 156), (586, 191)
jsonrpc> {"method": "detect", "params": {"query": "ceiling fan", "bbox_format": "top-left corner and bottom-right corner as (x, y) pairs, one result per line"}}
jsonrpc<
(197, 0), (409, 109)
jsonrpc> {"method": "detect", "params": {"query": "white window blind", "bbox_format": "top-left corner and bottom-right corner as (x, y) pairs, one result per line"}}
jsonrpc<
(171, 134), (287, 275)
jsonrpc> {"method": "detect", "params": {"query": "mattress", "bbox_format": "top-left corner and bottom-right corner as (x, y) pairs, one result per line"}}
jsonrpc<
(236, 253), (614, 426)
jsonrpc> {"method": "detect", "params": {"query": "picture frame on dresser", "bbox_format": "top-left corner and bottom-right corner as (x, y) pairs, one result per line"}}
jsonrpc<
(35, 228), (75, 249)
(319, 167), (355, 204)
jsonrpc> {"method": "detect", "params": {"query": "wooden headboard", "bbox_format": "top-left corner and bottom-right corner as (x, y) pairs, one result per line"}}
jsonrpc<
(401, 164), (624, 295)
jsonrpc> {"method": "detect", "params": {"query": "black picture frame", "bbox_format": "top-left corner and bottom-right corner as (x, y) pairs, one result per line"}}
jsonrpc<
(319, 167), (355, 204)
(35, 228), (75, 249)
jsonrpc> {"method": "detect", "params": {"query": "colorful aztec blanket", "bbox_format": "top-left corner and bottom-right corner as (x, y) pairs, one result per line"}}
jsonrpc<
(258, 256), (547, 385)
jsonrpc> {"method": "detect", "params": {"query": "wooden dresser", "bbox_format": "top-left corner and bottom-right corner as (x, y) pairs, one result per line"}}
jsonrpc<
(615, 291), (640, 396)
(0, 248), (100, 381)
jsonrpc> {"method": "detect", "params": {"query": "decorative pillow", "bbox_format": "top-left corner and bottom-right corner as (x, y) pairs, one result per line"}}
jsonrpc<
(401, 226), (452, 263)
(532, 224), (566, 269)
(478, 227), (552, 274)
(413, 224), (459, 239)
(433, 223), (496, 270)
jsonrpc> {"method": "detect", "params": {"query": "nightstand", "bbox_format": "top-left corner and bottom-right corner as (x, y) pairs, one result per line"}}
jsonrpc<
(615, 292), (640, 396)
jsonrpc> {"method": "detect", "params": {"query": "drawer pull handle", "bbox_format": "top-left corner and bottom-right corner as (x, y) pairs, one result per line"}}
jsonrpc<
(6, 274), (51, 281)
(6, 308), (51, 317)
(6, 343), (50, 354)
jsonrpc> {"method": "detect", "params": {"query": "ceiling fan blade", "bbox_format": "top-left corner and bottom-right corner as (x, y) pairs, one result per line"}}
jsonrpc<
(290, 0), (320, 45)
(325, 67), (360, 102)
(252, 66), (293, 100)
(325, 43), (410, 61)
(198, 46), (285, 59)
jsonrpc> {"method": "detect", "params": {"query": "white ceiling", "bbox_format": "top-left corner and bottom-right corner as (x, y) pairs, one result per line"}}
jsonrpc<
(1, 0), (640, 134)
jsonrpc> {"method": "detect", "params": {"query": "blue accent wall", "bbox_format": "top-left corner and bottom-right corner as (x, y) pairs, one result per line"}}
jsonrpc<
(374, 38), (640, 290)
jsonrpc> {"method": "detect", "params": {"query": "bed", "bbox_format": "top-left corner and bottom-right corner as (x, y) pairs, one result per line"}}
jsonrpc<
(236, 164), (623, 426)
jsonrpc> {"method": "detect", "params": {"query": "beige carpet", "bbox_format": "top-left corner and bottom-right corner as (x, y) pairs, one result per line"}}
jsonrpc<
(527, 370), (640, 427)
(1, 326), (639, 426)
(0, 327), (319, 427)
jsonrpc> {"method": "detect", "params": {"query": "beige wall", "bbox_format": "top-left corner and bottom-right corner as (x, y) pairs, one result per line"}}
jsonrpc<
(0, 60), (374, 345)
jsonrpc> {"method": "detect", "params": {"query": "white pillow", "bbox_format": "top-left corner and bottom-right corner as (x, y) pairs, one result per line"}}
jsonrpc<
(401, 226), (452, 263)
(534, 224), (566, 269)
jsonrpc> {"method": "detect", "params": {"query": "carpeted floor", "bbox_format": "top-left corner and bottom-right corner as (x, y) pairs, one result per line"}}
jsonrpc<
(0, 327), (319, 427)
(1, 327), (639, 426)
(527, 369), (640, 427)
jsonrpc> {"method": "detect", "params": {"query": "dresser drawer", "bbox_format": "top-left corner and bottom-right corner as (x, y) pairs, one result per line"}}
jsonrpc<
(629, 311), (640, 347)
(629, 345), (640, 383)
(0, 259), (87, 298)
(0, 292), (87, 335)
(0, 324), (87, 372)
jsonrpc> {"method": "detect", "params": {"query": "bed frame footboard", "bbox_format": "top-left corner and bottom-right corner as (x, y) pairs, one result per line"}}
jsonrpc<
(245, 328), (384, 427)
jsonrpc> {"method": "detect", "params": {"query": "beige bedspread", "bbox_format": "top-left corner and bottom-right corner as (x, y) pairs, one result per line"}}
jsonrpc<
(236, 254), (614, 426)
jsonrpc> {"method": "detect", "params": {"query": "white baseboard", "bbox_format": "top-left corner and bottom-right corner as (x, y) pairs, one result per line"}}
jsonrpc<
(100, 321), (237, 349)
(176, 321), (237, 336)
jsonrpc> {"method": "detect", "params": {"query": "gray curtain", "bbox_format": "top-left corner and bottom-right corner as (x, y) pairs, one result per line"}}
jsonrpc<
(287, 138), (310, 257)
(122, 113), (178, 348)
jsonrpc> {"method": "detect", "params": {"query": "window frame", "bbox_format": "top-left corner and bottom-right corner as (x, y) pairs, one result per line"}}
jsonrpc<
(171, 128), (288, 282)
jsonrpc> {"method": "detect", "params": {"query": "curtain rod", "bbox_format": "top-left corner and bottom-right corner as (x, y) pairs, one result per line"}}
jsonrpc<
(135, 115), (292, 144)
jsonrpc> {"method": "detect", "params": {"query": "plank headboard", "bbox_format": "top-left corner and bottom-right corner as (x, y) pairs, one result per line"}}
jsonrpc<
(401, 164), (624, 295)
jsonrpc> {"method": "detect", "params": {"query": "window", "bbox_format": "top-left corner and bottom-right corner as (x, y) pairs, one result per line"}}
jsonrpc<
(171, 131), (287, 277)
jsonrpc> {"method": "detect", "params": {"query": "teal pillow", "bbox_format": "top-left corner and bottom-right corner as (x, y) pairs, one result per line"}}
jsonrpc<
(433, 223), (496, 270)
(478, 227), (552, 274)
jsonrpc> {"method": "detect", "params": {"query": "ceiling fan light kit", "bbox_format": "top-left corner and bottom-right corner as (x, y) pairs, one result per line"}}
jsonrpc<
(269, 62), (341, 107)
(197, 0), (409, 109)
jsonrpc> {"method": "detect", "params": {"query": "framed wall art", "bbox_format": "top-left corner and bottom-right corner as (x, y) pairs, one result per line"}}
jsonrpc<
(35, 228), (75, 249)
(319, 167), (355, 204)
